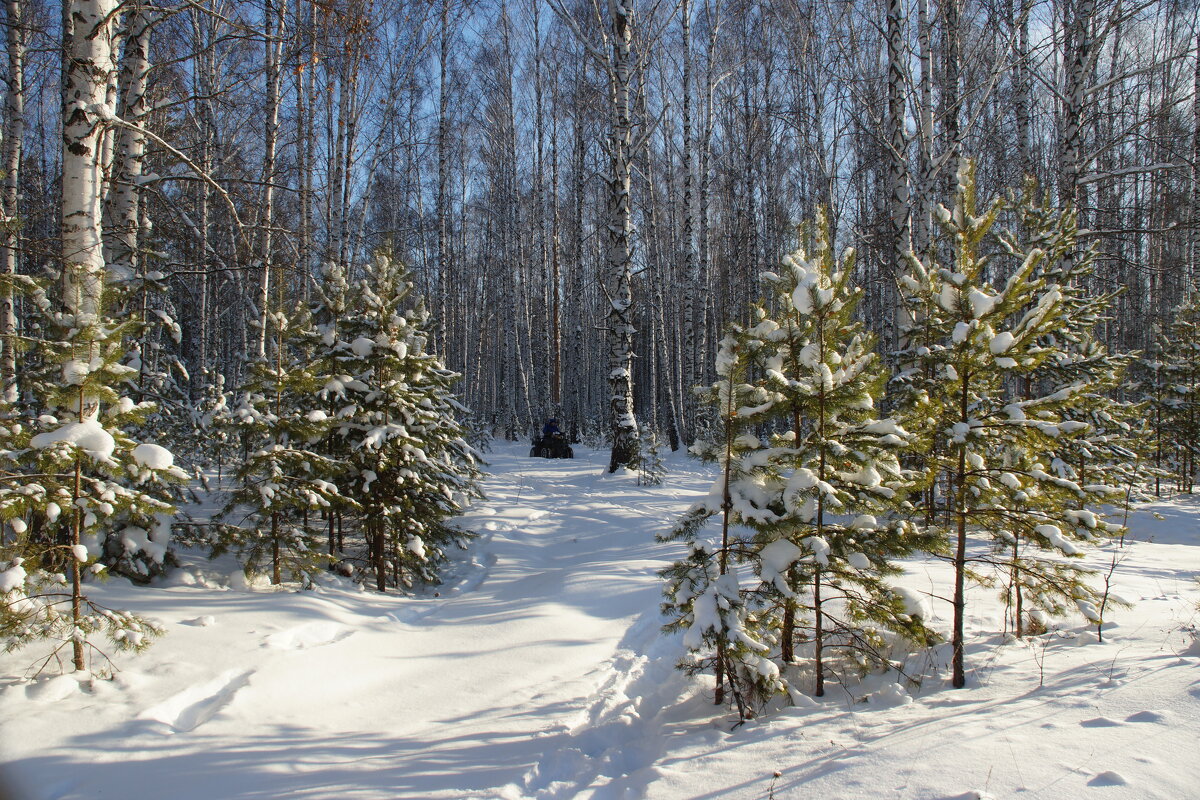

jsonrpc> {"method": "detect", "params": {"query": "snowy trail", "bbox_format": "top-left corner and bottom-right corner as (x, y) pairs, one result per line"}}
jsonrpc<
(0, 445), (706, 800)
(4, 446), (1200, 800)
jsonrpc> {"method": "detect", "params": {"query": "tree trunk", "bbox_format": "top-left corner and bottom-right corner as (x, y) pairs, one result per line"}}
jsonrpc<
(105, 2), (151, 284)
(0, 0), (24, 403)
(256, 0), (286, 359)
(61, 0), (120, 327)
(886, 0), (911, 351)
(605, 0), (639, 472)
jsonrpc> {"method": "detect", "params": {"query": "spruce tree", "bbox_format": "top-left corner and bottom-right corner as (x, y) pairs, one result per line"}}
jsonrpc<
(2, 285), (182, 671)
(219, 305), (341, 587)
(311, 253), (481, 591)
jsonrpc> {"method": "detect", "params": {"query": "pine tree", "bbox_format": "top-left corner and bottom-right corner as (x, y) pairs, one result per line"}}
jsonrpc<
(660, 330), (782, 718)
(661, 212), (928, 713)
(1009, 188), (1144, 505)
(636, 428), (666, 486)
(749, 212), (930, 697)
(1156, 298), (1200, 492)
(1133, 330), (1173, 497)
(311, 253), (482, 592)
(897, 163), (1126, 688)
(193, 369), (233, 482)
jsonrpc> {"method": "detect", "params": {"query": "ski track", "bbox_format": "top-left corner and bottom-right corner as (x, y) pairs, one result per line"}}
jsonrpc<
(137, 669), (253, 733)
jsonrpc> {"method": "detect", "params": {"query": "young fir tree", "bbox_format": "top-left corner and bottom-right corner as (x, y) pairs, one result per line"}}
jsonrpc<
(1, 283), (183, 672)
(312, 253), (481, 592)
(896, 163), (1126, 688)
(219, 305), (342, 587)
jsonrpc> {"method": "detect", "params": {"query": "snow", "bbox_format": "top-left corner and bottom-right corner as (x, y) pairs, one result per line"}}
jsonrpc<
(350, 336), (375, 357)
(62, 359), (90, 385)
(759, 538), (803, 588)
(967, 287), (997, 318)
(989, 331), (1015, 354)
(29, 419), (116, 463)
(131, 443), (174, 470)
(1, 445), (1198, 800)
(0, 559), (25, 592)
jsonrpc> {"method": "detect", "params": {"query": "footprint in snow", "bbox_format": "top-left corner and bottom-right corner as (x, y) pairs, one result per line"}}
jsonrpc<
(138, 669), (252, 733)
(1079, 717), (1122, 728)
(264, 621), (352, 650)
(1087, 771), (1129, 787)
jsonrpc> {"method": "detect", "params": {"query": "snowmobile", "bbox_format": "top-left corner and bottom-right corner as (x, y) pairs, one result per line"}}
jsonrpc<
(530, 432), (574, 459)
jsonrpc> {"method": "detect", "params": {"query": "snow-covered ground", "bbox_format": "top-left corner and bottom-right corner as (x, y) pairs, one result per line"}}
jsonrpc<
(2, 444), (1198, 800)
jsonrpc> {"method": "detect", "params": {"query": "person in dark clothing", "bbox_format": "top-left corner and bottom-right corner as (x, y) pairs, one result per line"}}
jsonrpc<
(542, 418), (560, 437)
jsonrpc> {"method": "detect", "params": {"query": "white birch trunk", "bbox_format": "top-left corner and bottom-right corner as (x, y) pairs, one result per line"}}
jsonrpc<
(105, 2), (151, 285)
(886, 0), (912, 349)
(680, 0), (698, 442)
(1, 0), (25, 402)
(256, 0), (285, 359)
(61, 0), (119, 327)
(1191, 25), (1200, 301)
(605, 0), (639, 472)
(912, 0), (935, 261)
(1060, 0), (1093, 213)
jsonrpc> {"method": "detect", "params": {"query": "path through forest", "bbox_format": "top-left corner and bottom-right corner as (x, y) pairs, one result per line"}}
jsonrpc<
(0, 444), (708, 800)
(3, 444), (1200, 800)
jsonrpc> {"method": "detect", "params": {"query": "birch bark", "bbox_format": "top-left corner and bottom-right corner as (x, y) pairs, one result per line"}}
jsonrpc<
(61, 0), (120, 325)
(605, 0), (639, 471)
(106, 2), (152, 284)
(1, 0), (25, 402)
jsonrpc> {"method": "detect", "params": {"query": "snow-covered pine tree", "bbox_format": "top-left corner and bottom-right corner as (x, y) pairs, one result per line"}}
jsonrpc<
(117, 267), (195, 463)
(660, 330), (784, 718)
(219, 303), (342, 587)
(1006, 188), (1144, 505)
(1155, 298), (1200, 492)
(749, 211), (930, 697)
(896, 162), (1126, 688)
(311, 253), (481, 592)
(1133, 329), (1173, 497)
(192, 369), (233, 482)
